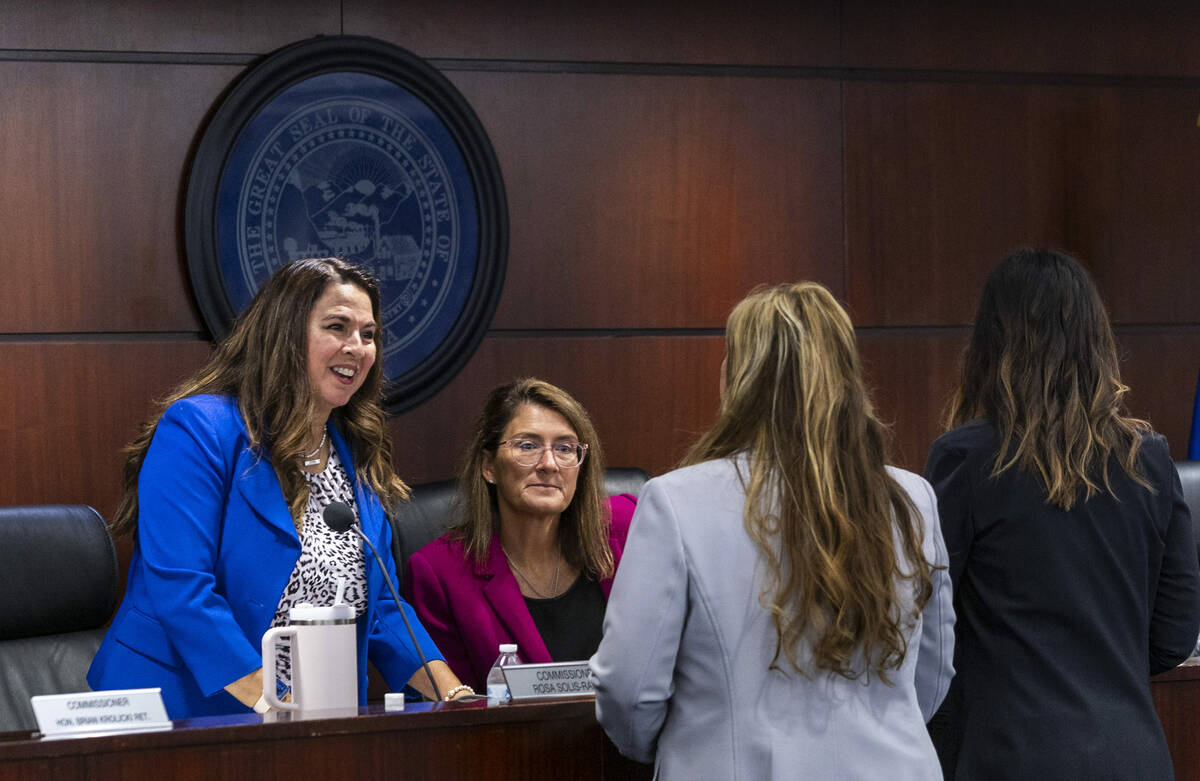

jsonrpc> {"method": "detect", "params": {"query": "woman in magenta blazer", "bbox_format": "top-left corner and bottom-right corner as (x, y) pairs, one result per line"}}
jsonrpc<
(404, 378), (636, 691)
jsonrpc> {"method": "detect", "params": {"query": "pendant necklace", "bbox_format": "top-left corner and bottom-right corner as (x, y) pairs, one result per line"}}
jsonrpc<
(303, 430), (328, 467)
(503, 548), (561, 599)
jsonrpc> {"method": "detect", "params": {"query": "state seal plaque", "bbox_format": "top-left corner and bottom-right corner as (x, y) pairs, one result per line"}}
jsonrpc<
(185, 36), (507, 413)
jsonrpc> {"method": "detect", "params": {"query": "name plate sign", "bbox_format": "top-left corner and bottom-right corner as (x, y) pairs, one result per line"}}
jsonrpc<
(32, 688), (171, 738)
(503, 662), (594, 701)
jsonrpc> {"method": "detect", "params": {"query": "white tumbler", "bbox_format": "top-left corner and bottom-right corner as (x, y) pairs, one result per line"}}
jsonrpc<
(261, 602), (357, 712)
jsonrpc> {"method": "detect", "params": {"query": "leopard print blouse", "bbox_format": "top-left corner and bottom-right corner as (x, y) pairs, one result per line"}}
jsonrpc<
(269, 447), (368, 688)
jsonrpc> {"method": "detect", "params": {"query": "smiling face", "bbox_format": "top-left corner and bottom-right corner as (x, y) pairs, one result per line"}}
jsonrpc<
(482, 403), (581, 525)
(306, 281), (377, 422)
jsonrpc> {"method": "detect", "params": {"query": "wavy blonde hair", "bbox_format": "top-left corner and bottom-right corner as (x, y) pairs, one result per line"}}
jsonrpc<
(684, 282), (933, 682)
(450, 378), (613, 579)
(111, 258), (408, 537)
(946, 248), (1150, 508)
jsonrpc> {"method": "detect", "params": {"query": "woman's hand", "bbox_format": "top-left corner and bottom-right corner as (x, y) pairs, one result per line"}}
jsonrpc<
(224, 668), (265, 709)
(406, 659), (471, 701)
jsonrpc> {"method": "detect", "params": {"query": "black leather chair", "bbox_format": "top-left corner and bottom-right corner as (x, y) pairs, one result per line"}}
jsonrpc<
(0, 505), (119, 732)
(388, 467), (651, 584)
(1174, 461), (1200, 567)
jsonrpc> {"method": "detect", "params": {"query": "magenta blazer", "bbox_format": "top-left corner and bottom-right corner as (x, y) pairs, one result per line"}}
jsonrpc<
(403, 494), (636, 691)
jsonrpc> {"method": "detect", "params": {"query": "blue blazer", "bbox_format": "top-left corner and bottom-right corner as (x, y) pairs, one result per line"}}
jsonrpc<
(87, 394), (442, 719)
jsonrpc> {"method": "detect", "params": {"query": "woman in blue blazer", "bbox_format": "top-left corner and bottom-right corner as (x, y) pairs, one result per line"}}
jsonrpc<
(88, 258), (468, 718)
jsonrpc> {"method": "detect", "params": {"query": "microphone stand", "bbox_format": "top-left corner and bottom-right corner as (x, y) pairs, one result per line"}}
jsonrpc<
(352, 526), (442, 701)
(326, 503), (442, 702)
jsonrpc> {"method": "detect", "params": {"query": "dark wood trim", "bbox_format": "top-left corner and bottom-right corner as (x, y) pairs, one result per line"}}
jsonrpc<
(1153, 660), (1200, 781)
(0, 699), (651, 781)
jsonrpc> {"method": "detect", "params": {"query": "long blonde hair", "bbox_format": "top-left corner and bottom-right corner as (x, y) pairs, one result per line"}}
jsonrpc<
(946, 248), (1150, 508)
(111, 258), (408, 537)
(450, 378), (613, 579)
(684, 282), (933, 681)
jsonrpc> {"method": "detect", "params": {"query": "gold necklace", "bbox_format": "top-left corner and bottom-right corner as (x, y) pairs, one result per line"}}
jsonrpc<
(503, 549), (561, 599)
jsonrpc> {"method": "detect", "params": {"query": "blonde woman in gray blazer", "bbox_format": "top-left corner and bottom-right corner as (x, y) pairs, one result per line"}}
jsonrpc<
(591, 282), (955, 780)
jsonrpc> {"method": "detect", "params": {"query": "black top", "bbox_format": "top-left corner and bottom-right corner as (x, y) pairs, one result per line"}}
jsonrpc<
(925, 420), (1200, 780)
(525, 574), (606, 662)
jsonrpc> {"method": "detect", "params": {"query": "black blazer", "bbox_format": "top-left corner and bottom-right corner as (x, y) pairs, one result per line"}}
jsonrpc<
(925, 420), (1200, 780)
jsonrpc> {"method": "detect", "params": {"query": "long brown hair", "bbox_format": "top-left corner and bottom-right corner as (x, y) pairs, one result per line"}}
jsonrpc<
(111, 258), (408, 537)
(684, 282), (933, 682)
(450, 378), (613, 579)
(946, 248), (1150, 508)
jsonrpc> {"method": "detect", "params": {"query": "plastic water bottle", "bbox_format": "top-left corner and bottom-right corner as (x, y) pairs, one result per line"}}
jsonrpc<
(486, 643), (520, 704)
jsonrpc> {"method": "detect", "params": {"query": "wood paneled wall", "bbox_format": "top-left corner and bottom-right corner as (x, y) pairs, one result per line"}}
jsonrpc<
(3, 1), (1199, 527)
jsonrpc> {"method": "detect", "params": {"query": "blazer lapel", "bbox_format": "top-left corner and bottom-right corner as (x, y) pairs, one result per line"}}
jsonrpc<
(480, 538), (552, 663)
(234, 448), (301, 544)
(600, 529), (624, 600)
(328, 426), (380, 537)
(328, 426), (388, 606)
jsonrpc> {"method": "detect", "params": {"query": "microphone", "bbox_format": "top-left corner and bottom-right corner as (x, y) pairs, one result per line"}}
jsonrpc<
(322, 501), (441, 701)
(321, 500), (357, 534)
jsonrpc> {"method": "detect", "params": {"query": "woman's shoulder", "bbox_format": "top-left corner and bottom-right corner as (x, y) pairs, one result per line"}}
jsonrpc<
(885, 464), (934, 496)
(152, 395), (246, 449)
(606, 493), (637, 531)
(1137, 428), (1171, 456)
(1134, 428), (1174, 478)
(887, 461), (942, 510)
(925, 420), (1000, 475)
(161, 394), (240, 428)
(930, 418), (998, 455)
(410, 532), (473, 572)
(885, 465), (940, 525)
(648, 457), (740, 491)
(630, 460), (746, 525)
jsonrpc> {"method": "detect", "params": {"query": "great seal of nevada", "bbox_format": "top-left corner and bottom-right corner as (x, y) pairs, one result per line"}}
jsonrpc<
(186, 37), (507, 413)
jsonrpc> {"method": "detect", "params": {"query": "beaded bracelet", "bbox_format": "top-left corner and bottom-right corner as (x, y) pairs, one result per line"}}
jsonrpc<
(443, 684), (474, 701)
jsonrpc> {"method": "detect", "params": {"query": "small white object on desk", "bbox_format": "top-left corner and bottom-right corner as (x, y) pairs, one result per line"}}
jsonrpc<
(384, 692), (405, 711)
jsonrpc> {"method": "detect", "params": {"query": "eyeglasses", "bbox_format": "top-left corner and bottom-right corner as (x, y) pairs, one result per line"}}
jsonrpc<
(499, 438), (588, 468)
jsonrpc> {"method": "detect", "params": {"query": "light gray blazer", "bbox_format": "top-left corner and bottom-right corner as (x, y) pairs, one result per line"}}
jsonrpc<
(591, 457), (955, 780)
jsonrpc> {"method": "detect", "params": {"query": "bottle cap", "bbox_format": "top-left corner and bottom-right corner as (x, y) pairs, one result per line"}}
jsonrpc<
(499, 643), (518, 653)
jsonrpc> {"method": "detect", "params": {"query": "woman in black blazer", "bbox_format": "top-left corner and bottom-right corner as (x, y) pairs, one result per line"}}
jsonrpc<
(926, 249), (1200, 779)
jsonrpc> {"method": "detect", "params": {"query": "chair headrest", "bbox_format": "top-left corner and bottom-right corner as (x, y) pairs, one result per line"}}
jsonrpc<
(603, 467), (651, 498)
(1175, 461), (1200, 511)
(1172, 461), (1200, 567)
(0, 505), (118, 640)
(394, 478), (458, 529)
